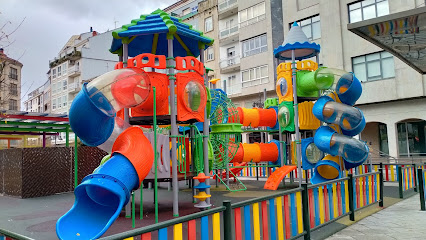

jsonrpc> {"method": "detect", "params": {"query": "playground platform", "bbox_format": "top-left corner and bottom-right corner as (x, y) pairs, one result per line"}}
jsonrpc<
(326, 194), (424, 240)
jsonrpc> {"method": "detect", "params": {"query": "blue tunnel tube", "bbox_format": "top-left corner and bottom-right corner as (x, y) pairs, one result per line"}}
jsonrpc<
(313, 96), (366, 136)
(56, 153), (139, 240)
(314, 126), (369, 169)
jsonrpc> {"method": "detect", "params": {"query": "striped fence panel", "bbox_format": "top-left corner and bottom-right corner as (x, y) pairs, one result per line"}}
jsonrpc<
(127, 214), (222, 240)
(232, 189), (305, 240)
(0, 236), (14, 240)
(353, 173), (380, 210)
(307, 179), (350, 229)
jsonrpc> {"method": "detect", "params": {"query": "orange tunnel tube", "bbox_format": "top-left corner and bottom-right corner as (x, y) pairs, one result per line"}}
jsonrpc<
(237, 107), (277, 128)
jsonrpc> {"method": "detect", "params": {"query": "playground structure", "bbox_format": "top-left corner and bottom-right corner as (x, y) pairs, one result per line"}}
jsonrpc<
(55, 10), (369, 240)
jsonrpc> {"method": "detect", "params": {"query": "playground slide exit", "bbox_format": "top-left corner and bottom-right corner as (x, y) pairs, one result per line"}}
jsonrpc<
(56, 69), (154, 240)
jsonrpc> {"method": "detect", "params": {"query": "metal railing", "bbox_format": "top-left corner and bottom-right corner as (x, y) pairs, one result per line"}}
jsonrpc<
(219, 25), (238, 39)
(219, 55), (240, 68)
(218, 0), (237, 12)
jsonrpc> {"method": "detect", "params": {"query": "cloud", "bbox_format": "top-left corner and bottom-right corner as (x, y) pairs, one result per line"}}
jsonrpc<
(0, 0), (177, 108)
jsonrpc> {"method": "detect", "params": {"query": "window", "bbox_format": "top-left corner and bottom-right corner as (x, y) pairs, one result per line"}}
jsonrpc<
(242, 34), (267, 57)
(63, 63), (67, 75)
(206, 47), (214, 61)
(63, 95), (67, 107)
(9, 83), (18, 96)
(52, 99), (57, 110)
(397, 121), (426, 157)
(352, 51), (394, 82)
(349, 0), (389, 23)
(379, 123), (389, 155)
(63, 80), (67, 90)
(52, 69), (56, 79)
(239, 2), (266, 28)
(58, 97), (62, 108)
(241, 65), (268, 87)
(58, 66), (62, 76)
(205, 16), (213, 32)
(182, 8), (191, 16)
(293, 15), (321, 40)
(8, 99), (17, 110)
(225, 75), (241, 95)
(9, 67), (18, 80)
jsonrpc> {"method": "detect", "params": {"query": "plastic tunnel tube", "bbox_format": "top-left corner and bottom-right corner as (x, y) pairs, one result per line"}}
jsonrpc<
(241, 108), (260, 128)
(311, 155), (343, 184)
(258, 108), (278, 128)
(69, 68), (151, 147)
(313, 96), (366, 136)
(56, 127), (154, 240)
(296, 67), (338, 97)
(335, 72), (362, 106)
(314, 126), (369, 169)
(242, 143), (262, 162)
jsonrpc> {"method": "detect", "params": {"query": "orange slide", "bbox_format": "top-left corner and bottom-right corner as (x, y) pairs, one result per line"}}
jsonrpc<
(264, 165), (297, 190)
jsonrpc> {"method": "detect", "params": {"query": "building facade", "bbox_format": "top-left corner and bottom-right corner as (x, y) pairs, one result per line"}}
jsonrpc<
(48, 29), (117, 115)
(23, 86), (44, 112)
(217, 0), (283, 108)
(282, 0), (426, 159)
(0, 48), (22, 111)
(48, 29), (117, 145)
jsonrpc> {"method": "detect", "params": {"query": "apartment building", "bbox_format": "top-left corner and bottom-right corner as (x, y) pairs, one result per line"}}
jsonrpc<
(48, 29), (117, 145)
(49, 29), (117, 115)
(282, 0), (426, 159)
(0, 48), (22, 111)
(23, 86), (44, 112)
(217, 0), (283, 108)
(164, 0), (221, 81)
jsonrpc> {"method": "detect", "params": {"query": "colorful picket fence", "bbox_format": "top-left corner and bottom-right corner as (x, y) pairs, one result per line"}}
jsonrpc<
(307, 179), (350, 229)
(98, 207), (226, 240)
(231, 188), (304, 240)
(398, 165), (417, 198)
(2, 172), (384, 240)
(352, 172), (381, 210)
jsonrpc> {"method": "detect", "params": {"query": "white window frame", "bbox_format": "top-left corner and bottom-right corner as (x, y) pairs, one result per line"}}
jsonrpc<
(58, 66), (62, 77)
(52, 99), (57, 110)
(348, 0), (389, 23)
(293, 15), (321, 41)
(352, 51), (395, 82)
(241, 65), (268, 88)
(206, 47), (214, 61)
(241, 34), (267, 58)
(238, 2), (266, 28)
(205, 16), (213, 32)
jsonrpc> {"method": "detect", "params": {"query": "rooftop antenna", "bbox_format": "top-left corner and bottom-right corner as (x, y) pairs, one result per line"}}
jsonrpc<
(114, 17), (119, 29)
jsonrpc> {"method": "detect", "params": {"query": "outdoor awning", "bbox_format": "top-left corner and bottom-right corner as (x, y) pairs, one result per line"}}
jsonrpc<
(0, 110), (69, 133)
(348, 6), (426, 74)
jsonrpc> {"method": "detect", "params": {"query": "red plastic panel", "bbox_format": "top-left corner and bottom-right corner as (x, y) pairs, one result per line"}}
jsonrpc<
(176, 72), (206, 122)
(127, 53), (167, 69)
(115, 62), (124, 69)
(175, 56), (205, 75)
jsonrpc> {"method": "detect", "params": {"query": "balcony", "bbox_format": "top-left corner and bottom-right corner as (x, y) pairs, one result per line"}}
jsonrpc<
(68, 66), (81, 77)
(68, 82), (81, 93)
(219, 25), (239, 45)
(220, 55), (240, 74)
(218, 0), (238, 19)
(225, 83), (242, 96)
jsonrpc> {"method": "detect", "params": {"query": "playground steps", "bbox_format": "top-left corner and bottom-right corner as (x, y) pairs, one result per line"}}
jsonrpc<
(264, 165), (297, 190)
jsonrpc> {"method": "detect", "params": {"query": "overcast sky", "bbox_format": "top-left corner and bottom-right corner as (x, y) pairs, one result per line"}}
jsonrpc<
(0, 0), (177, 105)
